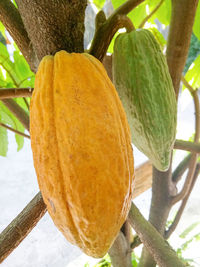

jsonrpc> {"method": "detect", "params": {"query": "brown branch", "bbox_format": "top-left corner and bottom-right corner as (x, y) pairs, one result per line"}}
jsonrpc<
(181, 76), (195, 94)
(165, 163), (200, 239)
(172, 154), (191, 183)
(89, 15), (135, 61)
(0, 88), (33, 99)
(128, 203), (186, 267)
(139, 0), (164, 28)
(121, 220), (132, 245)
(171, 156), (198, 205)
(0, 192), (46, 264)
(1, 99), (29, 131)
(0, 0), (37, 71)
(89, 0), (144, 61)
(166, 0), (199, 97)
(0, 122), (30, 139)
(174, 139), (200, 153)
(109, 231), (132, 267)
(171, 83), (200, 204)
(172, 79), (199, 183)
(23, 97), (30, 110)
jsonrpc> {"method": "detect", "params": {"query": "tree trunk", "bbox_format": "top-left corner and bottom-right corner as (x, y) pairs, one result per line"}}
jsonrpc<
(15, 0), (87, 65)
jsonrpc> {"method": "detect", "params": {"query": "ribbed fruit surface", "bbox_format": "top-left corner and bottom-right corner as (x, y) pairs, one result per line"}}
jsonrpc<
(113, 29), (177, 171)
(30, 51), (134, 258)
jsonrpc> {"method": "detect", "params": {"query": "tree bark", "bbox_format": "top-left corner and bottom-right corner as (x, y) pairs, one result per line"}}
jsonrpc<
(0, 193), (46, 263)
(129, 204), (186, 267)
(15, 0), (87, 63)
(166, 0), (199, 97)
(109, 231), (132, 267)
(138, 166), (174, 267)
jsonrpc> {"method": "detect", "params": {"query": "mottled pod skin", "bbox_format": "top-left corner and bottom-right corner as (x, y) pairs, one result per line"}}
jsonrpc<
(30, 51), (134, 258)
(113, 29), (177, 171)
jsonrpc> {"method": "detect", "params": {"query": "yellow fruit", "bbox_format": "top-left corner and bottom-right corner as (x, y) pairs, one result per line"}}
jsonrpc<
(30, 51), (134, 258)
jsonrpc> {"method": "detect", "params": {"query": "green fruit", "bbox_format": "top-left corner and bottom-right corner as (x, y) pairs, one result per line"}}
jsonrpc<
(113, 29), (177, 171)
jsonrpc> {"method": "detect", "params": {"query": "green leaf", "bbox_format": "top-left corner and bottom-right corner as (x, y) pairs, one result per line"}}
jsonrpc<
(149, 27), (166, 49)
(111, 0), (124, 9)
(0, 102), (25, 152)
(128, 2), (147, 28)
(0, 23), (6, 38)
(0, 124), (8, 156)
(93, 0), (106, 9)
(193, 1), (200, 40)
(13, 50), (35, 87)
(185, 54), (200, 88)
(0, 42), (20, 86)
(15, 97), (30, 113)
(184, 33), (200, 73)
(180, 222), (200, 239)
(149, 0), (171, 26)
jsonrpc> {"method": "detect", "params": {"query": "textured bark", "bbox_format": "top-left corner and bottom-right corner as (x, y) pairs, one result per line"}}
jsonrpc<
(129, 204), (186, 267)
(0, 88), (33, 99)
(15, 0), (87, 62)
(109, 232), (132, 267)
(138, 167), (174, 267)
(0, 193), (46, 264)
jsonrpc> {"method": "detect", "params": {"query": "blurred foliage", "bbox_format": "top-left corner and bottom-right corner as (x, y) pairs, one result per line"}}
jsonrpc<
(0, 25), (34, 156)
(184, 33), (200, 74)
(84, 252), (139, 267)
(176, 222), (200, 266)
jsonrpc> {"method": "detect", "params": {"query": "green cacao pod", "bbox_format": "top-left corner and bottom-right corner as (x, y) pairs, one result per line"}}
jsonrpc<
(113, 29), (177, 171)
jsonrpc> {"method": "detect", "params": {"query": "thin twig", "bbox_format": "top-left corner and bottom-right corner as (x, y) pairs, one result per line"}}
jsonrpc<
(0, 62), (19, 87)
(172, 154), (191, 183)
(174, 139), (200, 153)
(139, 0), (164, 28)
(0, 88), (33, 99)
(0, 122), (30, 139)
(182, 76), (195, 94)
(165, 163), (200, 239)
(171, 80), (200, 204)
(0, 192), (46, 264)
(89, 0), (144, 61)
(23, 97), (30, 110)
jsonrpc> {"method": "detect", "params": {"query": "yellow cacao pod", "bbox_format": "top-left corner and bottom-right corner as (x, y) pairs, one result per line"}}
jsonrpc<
(30, 51), (134, 258)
